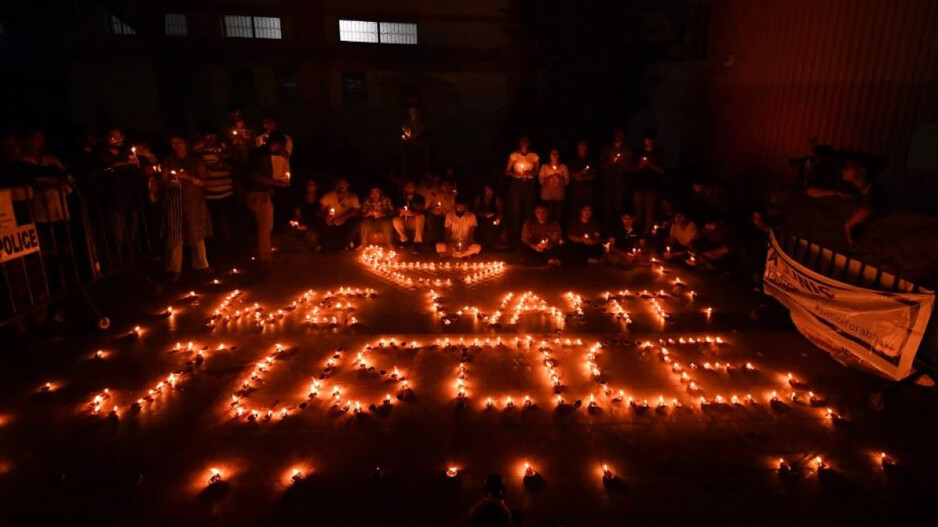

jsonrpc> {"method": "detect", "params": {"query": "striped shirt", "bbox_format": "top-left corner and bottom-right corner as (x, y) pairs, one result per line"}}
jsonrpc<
(193, 145), (234, 200)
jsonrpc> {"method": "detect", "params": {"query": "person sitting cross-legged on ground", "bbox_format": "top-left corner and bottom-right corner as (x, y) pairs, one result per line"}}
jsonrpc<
(360, 185), (395, 248)
(392, 180), (426, 250)
(519, 203), (562, 266)
(319, 178), (361, 251)
(664, 211), (698, 261)
(691, 218), (732, 269)
(426, 178), (457, 243)
(436, 199), (481, 258)
(473, 183), (505, 250)
(563, 204), (604, 265)
(605, 212), (643, 267)
(290, 179), (322, 251)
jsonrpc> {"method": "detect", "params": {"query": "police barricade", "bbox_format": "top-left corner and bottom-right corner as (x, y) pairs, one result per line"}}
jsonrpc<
(0, 163), (159, 330)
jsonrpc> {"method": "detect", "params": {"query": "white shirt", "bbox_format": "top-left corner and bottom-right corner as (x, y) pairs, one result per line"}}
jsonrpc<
(256, 132), (293, 155)
(508, 151), (539, 177)
(271, 155), (290, 181)
(445, 211), (478, 243)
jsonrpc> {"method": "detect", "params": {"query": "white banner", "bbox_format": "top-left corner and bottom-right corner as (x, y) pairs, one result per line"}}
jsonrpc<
(763, 232), (934, 380)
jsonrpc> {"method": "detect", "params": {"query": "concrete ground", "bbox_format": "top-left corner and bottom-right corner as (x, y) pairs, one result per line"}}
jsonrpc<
(0, 248), (935, 526)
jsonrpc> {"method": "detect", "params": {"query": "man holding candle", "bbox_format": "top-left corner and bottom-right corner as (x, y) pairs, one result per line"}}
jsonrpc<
(520, 203), (562, 266)
(564, 204), (603, 265)
(665, 211), (698, 260)
(245, 132), (290, 263)
(504, 136), (540, 245)
(633, 129), (666, 236)
(436, 199), (481, 258)
(426, 179), (457, 243)
(319, 178), (361, 251)
(606, 213), (643, 267)
(360, 185), (395, 247)
(568, 139), (597, 213)
(599, 129), (632, 237)
(392, 180), (426, 250)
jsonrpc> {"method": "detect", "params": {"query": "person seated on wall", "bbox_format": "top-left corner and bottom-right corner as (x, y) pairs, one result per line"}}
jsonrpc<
(473, 183), (505, 250)
(290, 178), (322, 251)
(436, 198), (481, 259)
(805, 154), (886, 245)
(519, 202), (563, 266)
(605, 212), (643, 267)
(319, 178), (361, 251)
(392, 180), (426, 251)
(691, 217), (732, 269)
(360, 185), (395, 248)
(426, 178), (457, 243)
(664, 211), (698, 261)
(563, 204), (604, 265)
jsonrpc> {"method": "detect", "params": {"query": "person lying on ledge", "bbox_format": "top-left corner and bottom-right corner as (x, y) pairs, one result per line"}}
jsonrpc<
(436, 199), (481, 258)
(564, 204), (604, 264)
(664, 211), (698, 261)
(605, 213), (643, 267)
(519, 203), (562, 266)
(805, 156), (886, 244)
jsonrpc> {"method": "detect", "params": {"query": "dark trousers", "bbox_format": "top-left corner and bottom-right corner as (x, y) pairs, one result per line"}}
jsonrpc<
(322, 220), (357, 251)
(506, 178), (537, 243)
(518, 243), (561, 265)
(562, 242), (604, 265)
(205, 197), (234, 247)
(601, 177), (627, 236)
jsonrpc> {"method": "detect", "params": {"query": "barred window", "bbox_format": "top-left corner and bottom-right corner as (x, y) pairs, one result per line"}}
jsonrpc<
(224, 15), (254, 38)
(339, 20), (417, 45)
(379, 22), (417, 45)
(165, 13), (188, 37)
(252, 16), (282, 39)
(110, 14), (136, 36)
(224, 15), (282, 39)
(339, 20), (379, 43)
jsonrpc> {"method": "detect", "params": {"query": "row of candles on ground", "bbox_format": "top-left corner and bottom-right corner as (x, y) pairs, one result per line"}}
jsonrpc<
(85, 341), (228, 417)
(226, 340), (413, 423)
(429, 290), (568, 329)
(360, 246), (506, 287)
(207, 286), (376, 331)
(202, 450), (901, 491)
(651, 339), (847, 422)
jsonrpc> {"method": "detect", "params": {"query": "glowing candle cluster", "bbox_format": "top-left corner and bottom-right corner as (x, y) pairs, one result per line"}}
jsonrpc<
(359, 246), (506, 288)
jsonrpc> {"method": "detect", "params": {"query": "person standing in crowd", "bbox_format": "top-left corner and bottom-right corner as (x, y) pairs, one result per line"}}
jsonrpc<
(520, 203), (562, 266)
(564, 204), (604, 264)
(599, 129), (632, 236)
(568, 139), (596, 214)
(426, 178), (457, 243)
(504, 136), (539, 245)
(633, 129), (666, 235)
(97, 128), (154, 259)
(606, 212), (642, 267)
(97, 128), (138, 168)
(291, 179), (322, 251)
(392, 180), (426, 250)
(473, 183), (504, 250)
(21, 131), (74, 228)
(160, 135), (212, 280)
(360, 185), (395, 247)
(246, 132), (290, 263)
(226, 105), (255, 193)
(538, 148), (569, 224)
(255, 113), (293, 156)
(192, 130), (235, 250)
(436, 198), (481, 258)
(400, 105), (429, 180)
(319, 178), (361, 251)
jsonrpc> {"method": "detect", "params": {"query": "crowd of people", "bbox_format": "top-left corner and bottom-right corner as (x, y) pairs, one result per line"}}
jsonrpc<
(6, 104), (861, 289)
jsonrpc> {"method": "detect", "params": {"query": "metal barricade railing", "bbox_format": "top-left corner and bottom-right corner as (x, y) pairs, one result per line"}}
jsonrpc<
(0, 164), (160, 330)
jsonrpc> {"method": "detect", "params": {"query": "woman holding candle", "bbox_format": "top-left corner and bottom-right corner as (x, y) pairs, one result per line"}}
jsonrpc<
(160, 135), (212, 280)
(473, 183), (504, 250)
(503, 136), (540, 245)
(538, 148), (569, 225)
